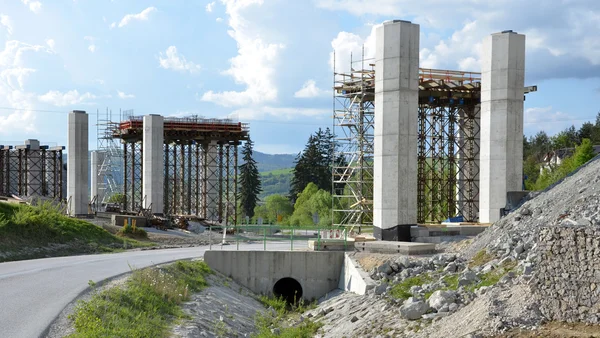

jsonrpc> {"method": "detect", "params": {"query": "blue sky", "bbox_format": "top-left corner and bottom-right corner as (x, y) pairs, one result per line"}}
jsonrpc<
(0, 0), (599, 154)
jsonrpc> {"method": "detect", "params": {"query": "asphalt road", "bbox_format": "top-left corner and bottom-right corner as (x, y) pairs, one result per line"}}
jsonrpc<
(0, 242), (302, 338)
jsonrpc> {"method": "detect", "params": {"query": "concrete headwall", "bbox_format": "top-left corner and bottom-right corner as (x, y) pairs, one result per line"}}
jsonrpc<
(338, 253), (375, 295)
(532, 226), (600, 323)
(204, 251), (344, 301)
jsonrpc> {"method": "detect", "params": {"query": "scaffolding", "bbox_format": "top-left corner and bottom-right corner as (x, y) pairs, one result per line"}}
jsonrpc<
(112, 115), (249, 224)
(332, 51), (375, 227)
(96, 108), (124, 204)
(0, 143), (64, 199)
(333, 54), (482, 225)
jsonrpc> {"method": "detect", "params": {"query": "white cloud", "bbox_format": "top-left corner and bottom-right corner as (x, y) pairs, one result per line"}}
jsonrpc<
(216, 17), (223, 22)
(206, 2), (216, 12)
(38, 90), (98, 106)
(45, 38), (55, 50)
(329, 25), (376, 72)
(158, 46), (201, 73)
(524, 106), (576, 135)
(229, 106), (329, 121)
(117, 90), (134, 99)
(0, 15), (13, 35)
(21, 0), (42, 13)
(0, 40), (50, 134)
(200, 0), (285, 107)
(94, 79), (104, 85)
(319, 1), (600, 80)
(294, 80), (326, 98)
(84, 36), (96, 53)
(117, 7), (157, 28)
(110, 22), (116, 29)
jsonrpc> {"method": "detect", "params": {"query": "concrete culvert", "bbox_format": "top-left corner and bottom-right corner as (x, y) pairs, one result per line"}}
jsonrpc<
(273, 277), (303, 304)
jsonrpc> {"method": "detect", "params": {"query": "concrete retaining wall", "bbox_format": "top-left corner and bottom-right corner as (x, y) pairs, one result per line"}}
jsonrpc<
(338, 253), (375, 295)
(111, 215), (147, 227)
(204, 251), (344, 301)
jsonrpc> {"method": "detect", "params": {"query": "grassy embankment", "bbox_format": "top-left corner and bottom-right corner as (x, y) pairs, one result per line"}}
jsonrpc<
(69, 260), (211, 337)
(0, 201), (151, 262)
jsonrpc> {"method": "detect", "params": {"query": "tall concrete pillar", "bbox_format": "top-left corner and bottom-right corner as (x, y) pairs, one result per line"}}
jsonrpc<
(373, 20), (420, 240)
(25, 139), (41, 196)
(143, 114), (164, 214)
(90, 151), (105, 203)
(67, 110), (89, 216)
(479, 31), (525, 223)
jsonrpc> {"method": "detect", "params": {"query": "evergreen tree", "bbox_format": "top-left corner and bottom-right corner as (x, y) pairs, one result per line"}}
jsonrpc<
(238, 137), (262, 219)
(289, 128), (336, 201)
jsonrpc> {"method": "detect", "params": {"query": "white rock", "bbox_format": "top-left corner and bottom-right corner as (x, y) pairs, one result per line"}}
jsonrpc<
(428, 290), (456, 311)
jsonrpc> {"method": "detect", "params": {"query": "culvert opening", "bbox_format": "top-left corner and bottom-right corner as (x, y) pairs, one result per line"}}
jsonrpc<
(273, 277), (303, 304)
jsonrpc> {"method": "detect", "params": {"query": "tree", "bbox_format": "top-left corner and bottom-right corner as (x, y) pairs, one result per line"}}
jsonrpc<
(289, 128), (335, 201)
(264, 194), (293, 223)
(288, 182), (334, 226)
(573, 138), (596, 167)
(237, 137), (262, 219)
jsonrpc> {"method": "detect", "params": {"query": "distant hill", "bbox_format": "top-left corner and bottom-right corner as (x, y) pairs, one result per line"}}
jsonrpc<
(259, 168), (293, 199)
(253, 151), (296, 172)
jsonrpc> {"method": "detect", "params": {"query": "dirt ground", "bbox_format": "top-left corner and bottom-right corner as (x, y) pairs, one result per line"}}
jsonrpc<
(101, 224), (219, 247)
(495, 322), (600, 338)
(352, 252), (404, 272)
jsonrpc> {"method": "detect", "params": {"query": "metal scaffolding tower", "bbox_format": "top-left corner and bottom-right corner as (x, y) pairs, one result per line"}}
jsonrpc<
(332, 51), (375, 228)
(96, 108), (124, 204)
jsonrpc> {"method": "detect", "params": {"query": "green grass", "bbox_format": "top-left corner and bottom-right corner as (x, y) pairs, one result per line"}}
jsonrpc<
(0, 201), (151, 262)
(253, 295), (320, 338)
(69, 260), (211, 338)
(465, 258), (518, 292)
(468, 249), (496, 268)
(389, 274), (434, 300)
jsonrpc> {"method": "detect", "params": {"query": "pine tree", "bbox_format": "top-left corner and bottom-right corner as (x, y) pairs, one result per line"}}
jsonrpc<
(289, 128), (338, 201)
(238, 137), (262, 219)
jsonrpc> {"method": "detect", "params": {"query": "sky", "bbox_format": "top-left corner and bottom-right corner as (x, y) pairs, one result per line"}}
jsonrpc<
(0, 0), (599, 154)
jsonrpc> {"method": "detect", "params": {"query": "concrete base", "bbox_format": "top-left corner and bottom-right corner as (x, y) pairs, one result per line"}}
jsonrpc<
(374, 224), (414, 241)
(308, 239), (354, 251)
(355, 241), (435, 255)
(111, 214), (147, 227)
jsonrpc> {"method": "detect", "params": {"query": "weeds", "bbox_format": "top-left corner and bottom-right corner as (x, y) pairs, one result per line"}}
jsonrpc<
(253, 295), (321, 338)
(117, 222), (148, 239)
(469, 250), (495, 268)
(389, 274), (434, 300)
(69, 260), (211, 338)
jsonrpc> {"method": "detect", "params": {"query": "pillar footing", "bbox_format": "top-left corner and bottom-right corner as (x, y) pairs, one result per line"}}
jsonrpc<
(374, 224), (415, 242)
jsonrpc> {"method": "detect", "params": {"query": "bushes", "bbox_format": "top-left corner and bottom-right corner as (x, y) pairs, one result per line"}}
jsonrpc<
(117, 222), (148, 239)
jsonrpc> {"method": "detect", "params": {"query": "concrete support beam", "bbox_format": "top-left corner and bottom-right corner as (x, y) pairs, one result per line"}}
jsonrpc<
(67, 110), (89, 216)
(90, 150), (105, 203)
(479, 31), (525, 223)
(143, 114), (164, 214)
(373, 20), (420, 240)
(25, 139), (40, 196)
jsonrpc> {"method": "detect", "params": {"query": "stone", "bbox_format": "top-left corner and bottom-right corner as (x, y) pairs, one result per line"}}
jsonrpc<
(521, 207), (532, 216)
(396, 256), (411, 268)
(448, 303), (458, 312)
(399, 299), (429, 320)
(444, 262), (457, 273)
(374, 283), (388, 296)
(391, 263), (400, 272)
(271, 328), (280, 335)
(350, 315), (359, 323)
(515, 244), (525, 254)
(378, 262), (393, 275)
(428, 290), (456, 311)
(523, 263), (533, 276)
(458, 270), (479, 286)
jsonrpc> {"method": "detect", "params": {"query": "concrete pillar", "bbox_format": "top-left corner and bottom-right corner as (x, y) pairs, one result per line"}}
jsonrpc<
(67, 110), (89, 216)
(479, 31), (525, 223)
(373, 20), (420, 240)
(90, 151), (105, 204)
(25, 139), (41, 196)
(142, 114), (164, 214)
